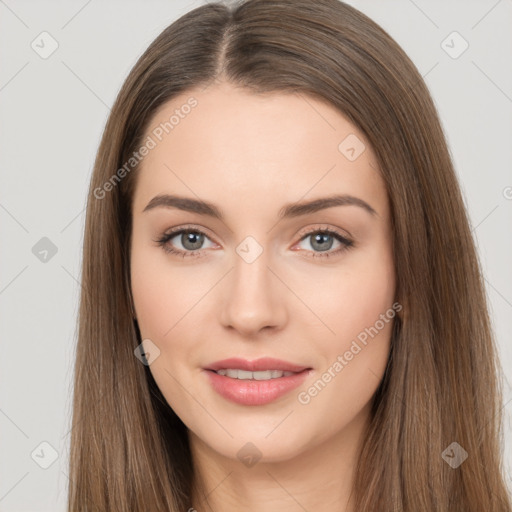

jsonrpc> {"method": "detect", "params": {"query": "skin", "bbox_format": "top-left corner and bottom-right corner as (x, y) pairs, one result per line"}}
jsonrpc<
(130, 81), (396, 512)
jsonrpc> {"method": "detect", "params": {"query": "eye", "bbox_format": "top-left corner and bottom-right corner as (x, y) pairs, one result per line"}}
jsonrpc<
(154, 226), (216, 258)
(294, 227), (354, 259)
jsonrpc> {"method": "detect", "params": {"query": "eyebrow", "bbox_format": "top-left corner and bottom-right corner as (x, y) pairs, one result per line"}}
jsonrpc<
(142, 193), (377, 219)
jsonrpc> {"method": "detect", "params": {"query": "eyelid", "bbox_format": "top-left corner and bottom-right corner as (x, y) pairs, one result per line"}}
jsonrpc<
(163, 224), (217, 240)
(294, 223), (353, 243)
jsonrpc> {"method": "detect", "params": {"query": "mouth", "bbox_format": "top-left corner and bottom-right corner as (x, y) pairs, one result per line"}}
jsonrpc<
(202, 358), (313, 405)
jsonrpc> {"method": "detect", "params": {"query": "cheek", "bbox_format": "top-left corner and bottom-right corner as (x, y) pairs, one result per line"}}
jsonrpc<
(303, 240), (395, 345)
(297, 243), (395, 416)
(131, 256), (173, 340)
(299, 241), (395, 390)
(130, 241), (208, 340)
(130, 247), (201, 407)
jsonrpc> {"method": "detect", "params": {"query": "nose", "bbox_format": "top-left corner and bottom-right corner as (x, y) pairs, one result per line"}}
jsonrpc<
(219, 247), (288, 337)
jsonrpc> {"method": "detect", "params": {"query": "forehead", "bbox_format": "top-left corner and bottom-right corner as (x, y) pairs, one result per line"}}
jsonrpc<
(133, 82), (387, 219)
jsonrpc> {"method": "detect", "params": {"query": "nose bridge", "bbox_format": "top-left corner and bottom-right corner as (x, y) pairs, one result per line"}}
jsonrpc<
(220, 236), (287, 334)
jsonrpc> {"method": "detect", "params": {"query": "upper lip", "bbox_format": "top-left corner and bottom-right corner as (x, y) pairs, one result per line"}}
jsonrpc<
(204, 357), (310, 373)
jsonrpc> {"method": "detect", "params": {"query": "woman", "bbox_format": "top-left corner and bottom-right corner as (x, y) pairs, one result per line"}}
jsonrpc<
(68, 0), (512, 510)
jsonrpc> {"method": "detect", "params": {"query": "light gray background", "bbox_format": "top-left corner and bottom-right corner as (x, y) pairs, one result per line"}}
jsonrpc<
(1, 0), (511, 510)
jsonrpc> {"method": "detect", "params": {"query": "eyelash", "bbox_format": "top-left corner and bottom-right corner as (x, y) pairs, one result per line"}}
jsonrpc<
(154, 224), (354, 260)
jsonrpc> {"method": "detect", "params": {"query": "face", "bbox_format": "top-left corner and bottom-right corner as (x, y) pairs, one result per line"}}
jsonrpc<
(130, 81), (396, 464)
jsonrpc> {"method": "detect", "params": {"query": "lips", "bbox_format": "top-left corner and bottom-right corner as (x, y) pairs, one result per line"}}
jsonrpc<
(203, 367), (311, 406)
(202, 357), (313, 405)
(204, 357), (310, 373)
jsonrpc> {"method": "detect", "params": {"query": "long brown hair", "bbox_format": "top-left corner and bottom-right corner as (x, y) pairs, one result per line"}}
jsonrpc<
(68, 0), (512, 509)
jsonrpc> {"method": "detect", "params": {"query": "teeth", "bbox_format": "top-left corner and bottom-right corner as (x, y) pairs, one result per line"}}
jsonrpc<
(215, 369), (295, 380)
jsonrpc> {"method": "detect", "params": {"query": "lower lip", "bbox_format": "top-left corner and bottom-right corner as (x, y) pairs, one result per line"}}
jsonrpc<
(203, 369), (311, 406)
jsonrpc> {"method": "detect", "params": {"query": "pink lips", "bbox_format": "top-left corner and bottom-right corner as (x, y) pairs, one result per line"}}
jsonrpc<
(203, 357), (312, 406)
